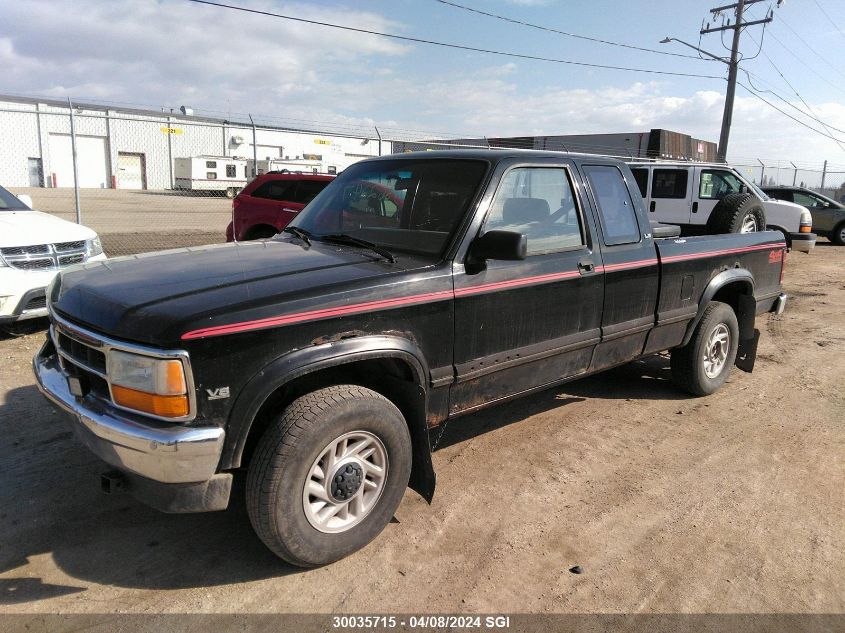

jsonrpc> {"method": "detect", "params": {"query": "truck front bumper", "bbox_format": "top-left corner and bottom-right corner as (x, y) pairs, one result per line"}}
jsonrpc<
(34, 340), (227, 496)
(788, 232), (816, 253)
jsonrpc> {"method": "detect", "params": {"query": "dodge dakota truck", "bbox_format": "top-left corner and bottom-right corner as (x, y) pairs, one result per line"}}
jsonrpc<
(35, 150), (787, 567)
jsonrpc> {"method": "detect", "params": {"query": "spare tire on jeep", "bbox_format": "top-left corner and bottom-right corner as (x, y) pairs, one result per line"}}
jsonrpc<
(706, 192), (766, 234)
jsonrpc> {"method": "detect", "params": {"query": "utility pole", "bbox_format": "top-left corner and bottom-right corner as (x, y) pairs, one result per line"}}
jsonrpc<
(699, 0), (772, 162)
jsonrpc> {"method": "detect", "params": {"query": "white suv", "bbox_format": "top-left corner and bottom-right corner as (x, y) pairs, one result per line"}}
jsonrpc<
(0, 186), (107, 325)
(627, 162), (815, 252)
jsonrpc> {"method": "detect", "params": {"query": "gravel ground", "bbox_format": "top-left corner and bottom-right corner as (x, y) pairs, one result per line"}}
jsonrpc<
(0, 241), (843, 615)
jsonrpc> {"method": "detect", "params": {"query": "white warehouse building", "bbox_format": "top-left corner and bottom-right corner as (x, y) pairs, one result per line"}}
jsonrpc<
(0, 95), (389, 190)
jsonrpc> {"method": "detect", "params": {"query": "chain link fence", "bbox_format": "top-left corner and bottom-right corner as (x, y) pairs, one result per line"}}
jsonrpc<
(0, 98), (385, 256)
(731, 160), (845, 201)
(3, 96), (844, 259)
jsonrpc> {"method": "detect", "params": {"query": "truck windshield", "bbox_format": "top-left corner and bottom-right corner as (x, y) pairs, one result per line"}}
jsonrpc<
(0, 186), (29, 211)
(288, 158), (488, 257)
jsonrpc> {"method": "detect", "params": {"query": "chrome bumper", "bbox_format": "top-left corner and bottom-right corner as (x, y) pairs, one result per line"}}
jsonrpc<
(788, 232), (816, 253)
(34, 345), (224, 484)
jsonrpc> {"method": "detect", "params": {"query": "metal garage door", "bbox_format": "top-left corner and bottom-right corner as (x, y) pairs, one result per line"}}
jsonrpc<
(48, 134), (108, 188)
(117, 152), (146, 189)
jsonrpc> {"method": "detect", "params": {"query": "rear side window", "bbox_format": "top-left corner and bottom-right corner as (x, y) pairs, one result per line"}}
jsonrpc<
(251, 180), (295, 201)
(652, 169), (688, 199)
(293, 180), (330, 205)
(583, 165), (641, 246)
(631, 168), (649, 198)
(484, 167), (584, 255)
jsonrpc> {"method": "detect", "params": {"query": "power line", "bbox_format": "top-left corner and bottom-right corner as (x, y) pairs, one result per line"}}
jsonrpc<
(737, 80), (845, 145)
(741, 28), (845, 146)
(754, 26), (845, 96)
(772, 13), (845, 81)
(432, 0), (711, 61)
(742, 68), (845, 146)
(184, 0), (724, 79)
(810, 0), (845, 41)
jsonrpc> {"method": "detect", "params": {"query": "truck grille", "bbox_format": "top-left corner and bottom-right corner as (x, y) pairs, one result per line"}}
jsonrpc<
(52, 322), (111, 401)
(1, 241), (88, 271)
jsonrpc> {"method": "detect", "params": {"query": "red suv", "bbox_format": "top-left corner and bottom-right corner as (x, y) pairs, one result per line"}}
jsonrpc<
(225, 172), (335, 241)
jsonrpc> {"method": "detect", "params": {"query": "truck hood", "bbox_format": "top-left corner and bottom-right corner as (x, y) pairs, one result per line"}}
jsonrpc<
(51, 238), (432, 346)
(0, 210), (97, 248)
(761, 198), (806, 232)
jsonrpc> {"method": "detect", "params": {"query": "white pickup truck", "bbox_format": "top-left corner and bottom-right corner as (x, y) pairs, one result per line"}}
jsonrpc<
(627, 161), (816, 252)
(0, 186), (107, 326)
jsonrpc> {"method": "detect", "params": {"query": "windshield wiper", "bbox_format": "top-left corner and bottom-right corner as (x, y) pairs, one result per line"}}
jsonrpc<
(320, 234), (396, 263)
(283, 226), (312, 246)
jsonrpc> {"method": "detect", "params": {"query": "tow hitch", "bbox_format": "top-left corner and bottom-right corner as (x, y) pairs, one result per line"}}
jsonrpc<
(100, 470), (127, 495)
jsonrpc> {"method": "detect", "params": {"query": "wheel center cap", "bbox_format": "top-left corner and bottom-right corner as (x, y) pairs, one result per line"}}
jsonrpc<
(330, 462), (364, 501)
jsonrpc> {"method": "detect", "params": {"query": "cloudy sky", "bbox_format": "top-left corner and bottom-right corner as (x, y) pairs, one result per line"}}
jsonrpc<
(2, 0), (845, 166)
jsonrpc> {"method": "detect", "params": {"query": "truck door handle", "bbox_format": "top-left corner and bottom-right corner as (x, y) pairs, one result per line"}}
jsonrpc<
(692, 201), (699, 213)
(578, 260), (595, 274)
(649, 200), (656, 212)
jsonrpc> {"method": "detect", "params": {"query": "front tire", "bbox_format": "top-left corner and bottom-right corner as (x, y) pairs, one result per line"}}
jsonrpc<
(246, 385), (412, 567)
(671, 301), (739, 396)
(832, 221), (845, 246)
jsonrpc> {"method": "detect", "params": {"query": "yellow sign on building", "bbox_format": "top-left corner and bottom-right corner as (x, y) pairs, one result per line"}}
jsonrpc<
(160, 127), (183, 135)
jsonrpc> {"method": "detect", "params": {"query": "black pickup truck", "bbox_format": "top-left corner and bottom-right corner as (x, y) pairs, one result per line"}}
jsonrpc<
(35, 150), (787, 567)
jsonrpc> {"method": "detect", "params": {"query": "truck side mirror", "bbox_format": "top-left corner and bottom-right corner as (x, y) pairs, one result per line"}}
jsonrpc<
(470, 230), (527, 262)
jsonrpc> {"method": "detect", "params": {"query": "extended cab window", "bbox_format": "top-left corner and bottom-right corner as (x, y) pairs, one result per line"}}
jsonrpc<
(252, 181), (295, 201)
(652, 169), (688, 199)
(583, 164), (641, 246)
(631, 168), (649, 198)
(699, 169), (744, 199)
(483, 167), (584, 255)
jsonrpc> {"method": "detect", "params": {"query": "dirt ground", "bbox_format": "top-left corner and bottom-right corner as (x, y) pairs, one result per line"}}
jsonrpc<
(0, 242), (843, 615)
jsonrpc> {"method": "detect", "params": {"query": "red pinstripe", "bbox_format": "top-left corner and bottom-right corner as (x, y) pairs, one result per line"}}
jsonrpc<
(660, 241), (786, 264)
(180, 241), (785, 340)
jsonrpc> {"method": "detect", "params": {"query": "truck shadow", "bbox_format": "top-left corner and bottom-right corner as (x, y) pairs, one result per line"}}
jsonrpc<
(0, 386), (301, 602)
(434, 354), (681, 450)
(1, 353), (686, 599)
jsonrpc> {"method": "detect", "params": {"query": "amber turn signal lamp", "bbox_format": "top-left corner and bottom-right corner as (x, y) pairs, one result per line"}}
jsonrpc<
(112, 385), (190, 418)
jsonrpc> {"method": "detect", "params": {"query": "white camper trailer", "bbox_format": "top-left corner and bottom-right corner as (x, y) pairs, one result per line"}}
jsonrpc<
(248, 158), (326, 178)
(174, 156), (249, 198)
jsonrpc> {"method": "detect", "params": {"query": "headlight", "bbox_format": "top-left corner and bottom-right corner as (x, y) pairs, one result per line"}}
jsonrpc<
(87, 236), (104, 257)
(108, 350), (189, 418)
(799, 210), (813, 233)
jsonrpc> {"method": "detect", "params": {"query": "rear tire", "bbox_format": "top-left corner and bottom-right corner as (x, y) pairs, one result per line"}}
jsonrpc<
(246, 385), (412, 567)
(831, 221), (845, 246)
(671, 301), (739, 396)
(706, 193), (766, 234)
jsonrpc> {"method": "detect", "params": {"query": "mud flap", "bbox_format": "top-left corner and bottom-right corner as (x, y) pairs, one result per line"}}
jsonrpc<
(735, 328), (760, 373)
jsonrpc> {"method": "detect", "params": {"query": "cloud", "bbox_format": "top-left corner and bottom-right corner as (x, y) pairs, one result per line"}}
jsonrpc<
(2, 1), (843, 166)
(0, 0), (408, 111)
